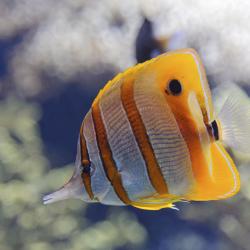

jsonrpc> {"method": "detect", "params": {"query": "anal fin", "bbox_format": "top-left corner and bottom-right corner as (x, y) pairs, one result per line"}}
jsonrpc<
(131, 195), (181, 210)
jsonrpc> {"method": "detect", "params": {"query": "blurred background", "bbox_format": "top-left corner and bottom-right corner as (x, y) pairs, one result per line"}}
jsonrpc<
(1, 1), (250, 250)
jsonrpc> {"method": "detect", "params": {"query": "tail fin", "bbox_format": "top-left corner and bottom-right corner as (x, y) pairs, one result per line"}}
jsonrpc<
(216, 83), (250, 154)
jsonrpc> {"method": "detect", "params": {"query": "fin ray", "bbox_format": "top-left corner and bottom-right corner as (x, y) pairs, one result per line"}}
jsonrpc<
(215, 83), (250, 154)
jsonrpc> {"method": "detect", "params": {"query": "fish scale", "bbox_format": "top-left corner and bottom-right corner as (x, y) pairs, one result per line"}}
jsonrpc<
(133, 73), (193, 195)
(99, 79), (156, 200)
(83, 111), (124, 205)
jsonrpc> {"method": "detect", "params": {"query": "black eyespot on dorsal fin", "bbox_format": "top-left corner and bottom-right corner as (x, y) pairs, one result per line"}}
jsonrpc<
(81, 163), (91, 174)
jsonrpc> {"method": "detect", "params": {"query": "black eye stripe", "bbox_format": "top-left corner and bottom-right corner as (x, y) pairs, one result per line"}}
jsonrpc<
(167, 79), (182, 95)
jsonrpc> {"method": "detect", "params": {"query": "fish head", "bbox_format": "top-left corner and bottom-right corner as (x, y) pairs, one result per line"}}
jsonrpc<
(152, 48), (214, 127)
(149, 49), (240, 201)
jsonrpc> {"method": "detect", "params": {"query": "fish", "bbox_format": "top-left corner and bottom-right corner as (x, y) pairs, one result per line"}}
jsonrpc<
(43, 48), (250, 210)
(135, 17), (166, 63)
(135, 17), (189, 64)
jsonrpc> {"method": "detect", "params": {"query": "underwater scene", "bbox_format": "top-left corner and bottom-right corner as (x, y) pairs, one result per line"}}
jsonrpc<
(1, 1), (250, 250)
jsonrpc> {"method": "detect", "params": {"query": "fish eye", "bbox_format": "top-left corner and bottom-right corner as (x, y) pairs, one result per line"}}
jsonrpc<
(166, 79), (182, 96)
(81, 161), (95, 176)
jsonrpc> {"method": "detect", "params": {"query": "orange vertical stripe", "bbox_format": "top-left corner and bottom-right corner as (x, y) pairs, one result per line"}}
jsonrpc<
(121, 78), (168, 194)
(80, 124), (94, 200)
(91, 103), (131, 205)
